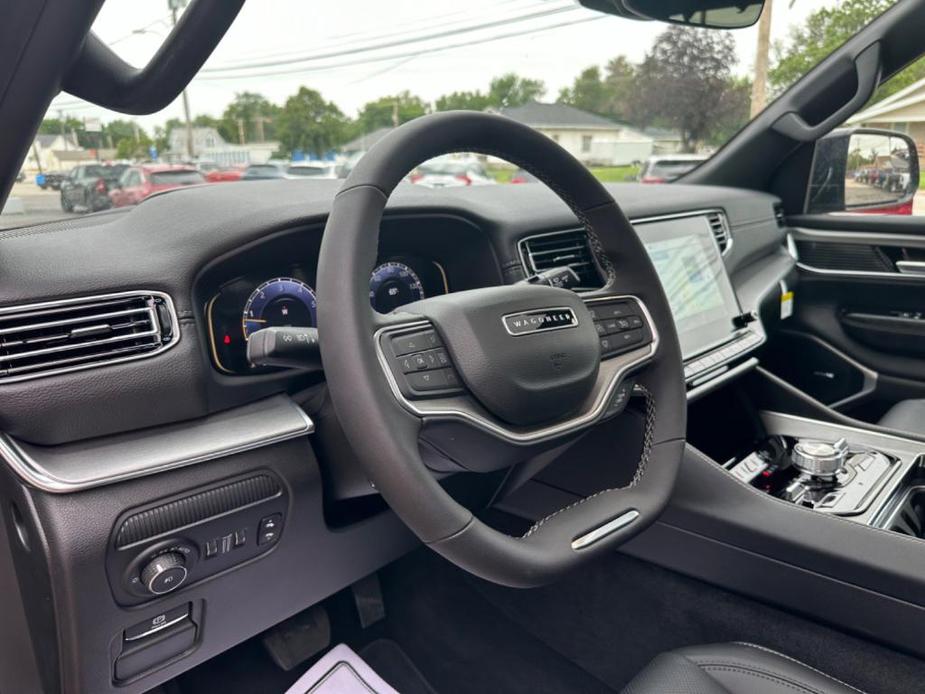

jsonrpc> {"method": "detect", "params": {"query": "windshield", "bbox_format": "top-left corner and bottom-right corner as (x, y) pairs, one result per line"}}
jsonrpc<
(4, 0), (909, 228)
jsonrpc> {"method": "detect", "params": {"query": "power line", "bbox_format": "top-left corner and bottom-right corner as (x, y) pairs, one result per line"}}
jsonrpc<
(197, 14), (604, 81)
(200, 4), (581, 74)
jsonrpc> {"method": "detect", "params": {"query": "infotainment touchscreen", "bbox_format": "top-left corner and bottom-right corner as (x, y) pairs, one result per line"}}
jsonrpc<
(638, 215), (742, 359)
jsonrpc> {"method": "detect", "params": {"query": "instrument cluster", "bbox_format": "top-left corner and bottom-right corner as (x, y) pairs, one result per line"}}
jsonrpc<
(207, 255), (448, 374)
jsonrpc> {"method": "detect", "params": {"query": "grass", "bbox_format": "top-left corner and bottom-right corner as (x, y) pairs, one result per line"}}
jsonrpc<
(486, 164), (640, 184)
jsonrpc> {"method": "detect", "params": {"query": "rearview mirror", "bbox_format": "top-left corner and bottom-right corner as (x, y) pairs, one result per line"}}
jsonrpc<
(806, 128), (920, 216)
(578, 0), (764, 29)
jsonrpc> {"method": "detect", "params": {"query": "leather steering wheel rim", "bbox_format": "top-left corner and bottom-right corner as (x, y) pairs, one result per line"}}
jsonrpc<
(317, 111), (686, 587)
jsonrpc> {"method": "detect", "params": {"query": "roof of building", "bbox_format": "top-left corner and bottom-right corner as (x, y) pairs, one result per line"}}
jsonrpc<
(849, 76), (925, 124)
(35, 133), (79, 149)
(642, 126), (682, 140)
(493, 102), (623, 130)
(339, 127), (395, 153)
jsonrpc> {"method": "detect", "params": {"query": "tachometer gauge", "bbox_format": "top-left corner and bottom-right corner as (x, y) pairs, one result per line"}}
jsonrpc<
(242, 277), (317, 339)
(369, 261), (426, 313)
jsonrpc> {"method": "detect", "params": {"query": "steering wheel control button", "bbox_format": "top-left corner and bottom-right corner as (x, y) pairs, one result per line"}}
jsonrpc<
(589, 299), (652, 359)
(258, 514), (283, 545)
(140, 553), (188, 595)
(391, 330), (442, 356)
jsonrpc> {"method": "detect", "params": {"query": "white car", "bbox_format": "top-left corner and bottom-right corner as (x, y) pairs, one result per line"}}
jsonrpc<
(409, 157), (495, 188)
(286, 162), (339, 179)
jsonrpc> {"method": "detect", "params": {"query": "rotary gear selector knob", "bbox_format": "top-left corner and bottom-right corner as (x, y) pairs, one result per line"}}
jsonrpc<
(140, 552), (188, 595)
(791, 437), (848, 479)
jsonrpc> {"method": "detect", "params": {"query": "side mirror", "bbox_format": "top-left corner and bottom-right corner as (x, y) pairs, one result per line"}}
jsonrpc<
(806, 128), (920, 215)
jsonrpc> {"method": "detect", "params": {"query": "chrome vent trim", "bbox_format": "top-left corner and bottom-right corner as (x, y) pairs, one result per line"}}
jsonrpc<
(773, 202), (786, 228)
(0, 291), (179, 383)
(518, 228), (605, 291)
(706, 210), (732, 255)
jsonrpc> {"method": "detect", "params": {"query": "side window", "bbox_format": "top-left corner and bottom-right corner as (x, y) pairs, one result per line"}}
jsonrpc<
(581, 135), (592, 153)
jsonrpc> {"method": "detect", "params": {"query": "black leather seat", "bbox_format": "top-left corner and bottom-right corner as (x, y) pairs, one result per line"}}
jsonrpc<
(622, 643), (864, 694)
(879, 399), (925, 435)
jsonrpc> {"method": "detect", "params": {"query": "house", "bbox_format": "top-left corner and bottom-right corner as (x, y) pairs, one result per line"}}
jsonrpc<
(489, 102), (654, 166)
(166, 126), (278, 166)
(23, 133), (83, 172)
(642, 126), (684, 154)
(848, 77), (925, 154)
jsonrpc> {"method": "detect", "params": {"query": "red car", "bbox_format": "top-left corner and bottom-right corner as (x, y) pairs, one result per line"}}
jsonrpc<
(205, 165), (246, 182)
(108, 164), (206, 207)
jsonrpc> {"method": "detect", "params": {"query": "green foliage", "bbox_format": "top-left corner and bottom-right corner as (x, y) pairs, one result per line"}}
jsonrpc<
(769, 0), (892, 96)
(355, 91), (428, 133)
(37, 117), (93, 148)
(276, 87), (347, 157)
(631, 26), (741, 151)
(220, 92), (280, 143)
(434, 90), (491, 112)
(487, 73), (545, 108)
(557, 57), (641, 124)
(558, 66), (610, 116)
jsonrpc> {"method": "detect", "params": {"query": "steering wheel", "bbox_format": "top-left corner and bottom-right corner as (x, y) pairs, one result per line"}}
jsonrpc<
(317, 111), (686, 588)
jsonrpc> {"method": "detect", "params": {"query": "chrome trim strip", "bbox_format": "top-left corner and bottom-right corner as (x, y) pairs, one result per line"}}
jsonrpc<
(0, 290), (180, 384)
(571, 509), (639, 550)
(123, 613), (190, 642)
(686, 358), (759, 402)
(374, 295), (659, 445)
(0, 395), (314, 493)
(792, 227), (925, 280)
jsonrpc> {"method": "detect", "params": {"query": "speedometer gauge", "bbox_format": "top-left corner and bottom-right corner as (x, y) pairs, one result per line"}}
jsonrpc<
(369, 262), (426, 313)
(242, 277), (317, 339)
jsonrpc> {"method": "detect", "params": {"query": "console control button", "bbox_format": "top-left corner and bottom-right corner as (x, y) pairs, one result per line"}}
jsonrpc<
(124, 604), (191, 642)
(258, 514), (283, 545)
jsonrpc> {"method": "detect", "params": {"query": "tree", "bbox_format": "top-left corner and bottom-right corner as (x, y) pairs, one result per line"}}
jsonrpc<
(435, 90), (491, 112)
(487, 73), (545, 108)
(770, 0), (891, 95)
(38, 117), (91, 148)
(355, 92), (428, 133)
(631, 27), (740, 151)
(276, 87), (347, 157)
(558, 66), (610, 116)
(220, 92), (280, 144)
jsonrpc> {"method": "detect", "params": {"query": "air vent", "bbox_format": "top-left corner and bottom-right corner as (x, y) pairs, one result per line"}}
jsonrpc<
(706, 211), (731, 254)
(520, 229), (604, 290)
(773, 203), (786, 228)
(0, 292), (178, 382)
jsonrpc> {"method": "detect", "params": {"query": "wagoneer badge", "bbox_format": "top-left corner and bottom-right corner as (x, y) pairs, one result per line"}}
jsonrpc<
(502, 308), (578, 336)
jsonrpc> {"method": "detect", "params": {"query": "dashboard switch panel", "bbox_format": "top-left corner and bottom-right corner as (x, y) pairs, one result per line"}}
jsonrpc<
(107, 472), (288, 606)
(383, 325), (466, 399)
(587, 299), (653, 359)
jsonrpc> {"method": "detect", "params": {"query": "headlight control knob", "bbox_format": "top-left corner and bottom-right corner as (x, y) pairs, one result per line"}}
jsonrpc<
(140, 552), (188, 595)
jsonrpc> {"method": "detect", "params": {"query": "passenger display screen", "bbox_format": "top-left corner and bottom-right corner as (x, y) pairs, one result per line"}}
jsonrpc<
(639, 215), (742, 359)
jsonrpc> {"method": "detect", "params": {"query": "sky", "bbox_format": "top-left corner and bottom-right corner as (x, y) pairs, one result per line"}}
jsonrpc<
(48, 0), (837, 134)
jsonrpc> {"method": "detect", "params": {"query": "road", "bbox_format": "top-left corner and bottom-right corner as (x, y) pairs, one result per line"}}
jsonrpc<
(1, 181), (82, 228)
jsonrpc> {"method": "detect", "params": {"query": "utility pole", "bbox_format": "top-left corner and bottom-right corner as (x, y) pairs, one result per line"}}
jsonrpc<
(237, 118), (246, 145)
(253, 114), (271, 142)
(59, 110), (69, 150)
(750, 0), (774, 117)
(169, 0), (195, 159)
(391, 101), (399, 128)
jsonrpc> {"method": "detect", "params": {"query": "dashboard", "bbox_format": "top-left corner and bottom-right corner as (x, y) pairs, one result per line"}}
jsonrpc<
(200, 213), (501, 375)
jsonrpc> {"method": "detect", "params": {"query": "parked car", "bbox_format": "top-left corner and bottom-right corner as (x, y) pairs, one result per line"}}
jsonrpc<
(205, 165), (246, 182)
(637, 153), (709, 183)
(59, 163), (128, 212)
(108, 164), (206, 208)
(286, 162), (339, 179)
(510, 168), (539, 184)
(241, 162), (290, 180)
(36, 170), (66, 190)
(409, 157), (495, 188)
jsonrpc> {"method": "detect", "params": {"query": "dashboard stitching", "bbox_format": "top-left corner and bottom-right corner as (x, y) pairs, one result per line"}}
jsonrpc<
(520, 385), (655, 539)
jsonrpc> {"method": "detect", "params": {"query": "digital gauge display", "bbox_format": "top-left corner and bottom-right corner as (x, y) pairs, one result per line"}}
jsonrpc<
(369, 261), (426, 313)
(242, 277), (317, 339)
